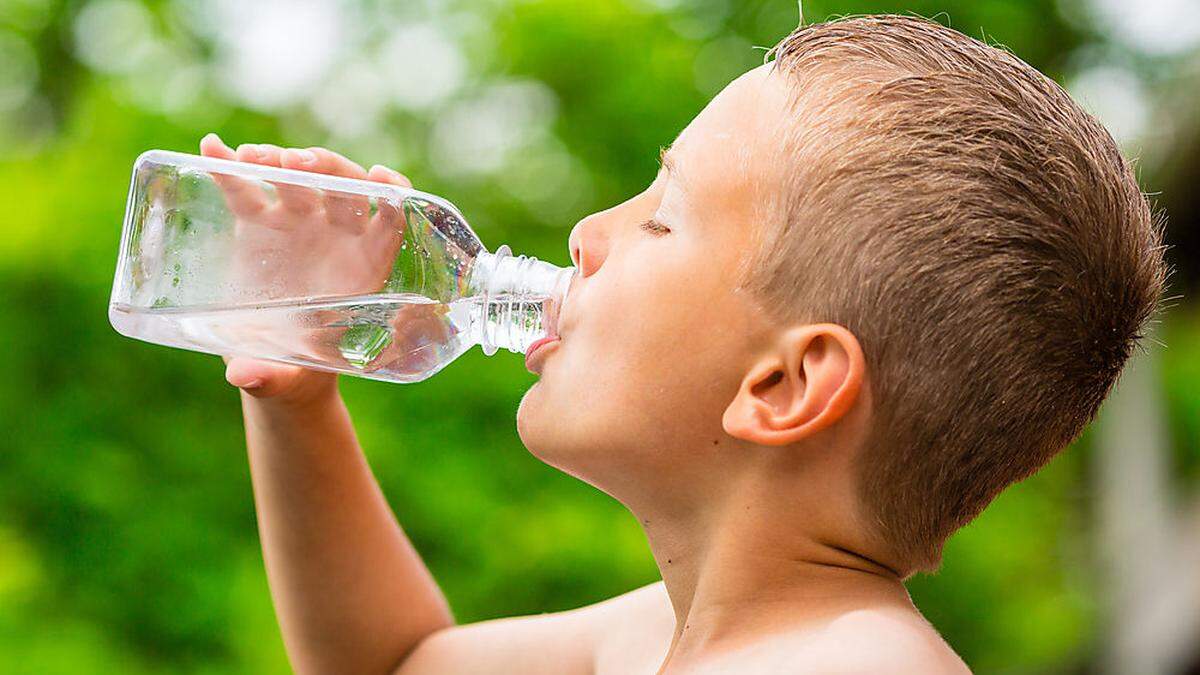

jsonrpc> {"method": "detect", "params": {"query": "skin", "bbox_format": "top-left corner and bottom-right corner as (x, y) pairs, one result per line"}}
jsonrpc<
(210, 63), (971, 674)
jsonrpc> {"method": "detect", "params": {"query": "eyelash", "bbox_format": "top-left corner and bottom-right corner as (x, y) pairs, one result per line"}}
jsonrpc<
(640, 218), (671, 235)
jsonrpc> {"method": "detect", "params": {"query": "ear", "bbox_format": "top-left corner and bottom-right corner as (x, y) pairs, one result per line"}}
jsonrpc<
(722, 323), (865, 446)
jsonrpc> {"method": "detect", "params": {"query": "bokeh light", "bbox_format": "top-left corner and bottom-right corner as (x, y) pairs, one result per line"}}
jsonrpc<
(2, 1), (1198, 673)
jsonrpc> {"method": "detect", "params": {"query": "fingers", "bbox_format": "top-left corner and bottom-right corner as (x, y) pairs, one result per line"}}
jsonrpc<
(237, 143), (322, 217)
(205, 136), (393, 233)
(382, 305), (453, 375)
(285, 147), (369, 180)
(200, 132), (236, 160)
(367, 164), (412, 244)
(282, 147), (371, 231)
(367, 164), (412, 189)
(201, 133), (267, 219)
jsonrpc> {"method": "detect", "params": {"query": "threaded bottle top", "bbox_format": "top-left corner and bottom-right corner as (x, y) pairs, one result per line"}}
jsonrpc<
(469, 245), (574, 356)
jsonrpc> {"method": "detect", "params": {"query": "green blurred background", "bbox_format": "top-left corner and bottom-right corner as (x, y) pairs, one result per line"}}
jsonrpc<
(2, 0), (1198, 673)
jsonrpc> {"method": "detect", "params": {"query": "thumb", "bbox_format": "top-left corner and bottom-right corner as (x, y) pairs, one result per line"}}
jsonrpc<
(225, 357), (310, 399)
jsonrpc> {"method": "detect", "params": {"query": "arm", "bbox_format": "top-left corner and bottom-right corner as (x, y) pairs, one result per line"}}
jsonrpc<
(242, 389), (454, 675)
(202, 134), (665, 675)
(243, 381), (666, 675)
(248, 388), (666, 675)
(200, 134), (453, 674)
(396, 582), (674, 675)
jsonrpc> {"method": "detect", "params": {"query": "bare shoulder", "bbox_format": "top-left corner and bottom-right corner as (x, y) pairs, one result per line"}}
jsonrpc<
(588, 581), (676, 673)
(583, 579), (672, 622)
(799, 607), (971, 674)
(692, 606), (969, 675)
(396, 581), (673, 675)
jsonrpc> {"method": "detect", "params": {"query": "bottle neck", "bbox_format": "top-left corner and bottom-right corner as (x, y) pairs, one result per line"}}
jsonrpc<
(469, 245), (574, 355)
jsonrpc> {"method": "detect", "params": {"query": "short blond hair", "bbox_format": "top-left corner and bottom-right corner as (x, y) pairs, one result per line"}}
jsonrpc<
(746, 15), (1169, 574)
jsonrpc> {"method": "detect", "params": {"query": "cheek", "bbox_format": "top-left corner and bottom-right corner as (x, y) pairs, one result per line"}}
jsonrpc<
(578, 265), (691, 372)
(519, 241), (745, 449)
(568, 269), (726, 411)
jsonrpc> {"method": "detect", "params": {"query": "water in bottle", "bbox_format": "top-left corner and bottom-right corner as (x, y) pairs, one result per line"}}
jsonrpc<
(109, 150), (575, 383)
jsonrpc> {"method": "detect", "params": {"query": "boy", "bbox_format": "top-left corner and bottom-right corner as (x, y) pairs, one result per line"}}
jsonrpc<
(199, 14), (1167, 674)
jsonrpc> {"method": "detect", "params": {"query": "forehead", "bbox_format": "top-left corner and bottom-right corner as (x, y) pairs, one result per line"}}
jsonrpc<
(664, 64), (792, 221)
(669, 65), (790, 175)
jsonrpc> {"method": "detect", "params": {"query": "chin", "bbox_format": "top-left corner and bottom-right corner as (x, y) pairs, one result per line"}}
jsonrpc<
(516, 381), (557, 457)
(515, 383), (595, 479)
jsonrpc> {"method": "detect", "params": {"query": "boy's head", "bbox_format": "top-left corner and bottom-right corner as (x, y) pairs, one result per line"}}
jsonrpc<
(516, 15), (1168, 575)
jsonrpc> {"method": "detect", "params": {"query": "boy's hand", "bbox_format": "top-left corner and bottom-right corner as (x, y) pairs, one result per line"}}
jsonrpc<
(199, 132), (414, 404)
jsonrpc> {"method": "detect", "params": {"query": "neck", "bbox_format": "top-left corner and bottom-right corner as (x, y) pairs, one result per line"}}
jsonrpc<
(629, 459), (912, 667)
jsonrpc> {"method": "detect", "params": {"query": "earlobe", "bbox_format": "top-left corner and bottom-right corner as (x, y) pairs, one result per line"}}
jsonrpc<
(722, 324), (865, 446)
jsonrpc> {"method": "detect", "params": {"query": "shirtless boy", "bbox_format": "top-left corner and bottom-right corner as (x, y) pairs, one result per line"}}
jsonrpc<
(199, 14), (1167, 674)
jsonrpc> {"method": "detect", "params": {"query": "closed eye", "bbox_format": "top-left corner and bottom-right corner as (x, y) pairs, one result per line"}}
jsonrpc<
(640, 218), (671, 235)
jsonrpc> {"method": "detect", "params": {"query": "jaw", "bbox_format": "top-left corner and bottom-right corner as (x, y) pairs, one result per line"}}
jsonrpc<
(521, 411), (751, 530)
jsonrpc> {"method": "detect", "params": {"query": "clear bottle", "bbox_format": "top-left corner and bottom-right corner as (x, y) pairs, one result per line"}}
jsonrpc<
(109, 150), (575, 383)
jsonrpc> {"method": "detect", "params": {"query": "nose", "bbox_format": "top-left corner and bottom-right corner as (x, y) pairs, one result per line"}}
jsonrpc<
(568, 212), (611, 278)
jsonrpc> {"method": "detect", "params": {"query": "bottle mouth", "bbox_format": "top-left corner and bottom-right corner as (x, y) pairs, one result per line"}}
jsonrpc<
(541, 266), (575, 340)
(470, 246), (575, 356)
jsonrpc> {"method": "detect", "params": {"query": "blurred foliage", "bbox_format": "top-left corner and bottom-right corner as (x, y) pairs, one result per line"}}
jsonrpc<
(1, 0), (1197, 673)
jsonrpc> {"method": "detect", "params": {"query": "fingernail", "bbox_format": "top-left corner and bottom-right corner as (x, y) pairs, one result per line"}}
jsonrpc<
(241, 379), (263, 389)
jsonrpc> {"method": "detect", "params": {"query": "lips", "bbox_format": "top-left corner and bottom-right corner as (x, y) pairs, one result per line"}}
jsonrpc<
(525, 335), (560, 374)
(526, 274), (573, 375)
